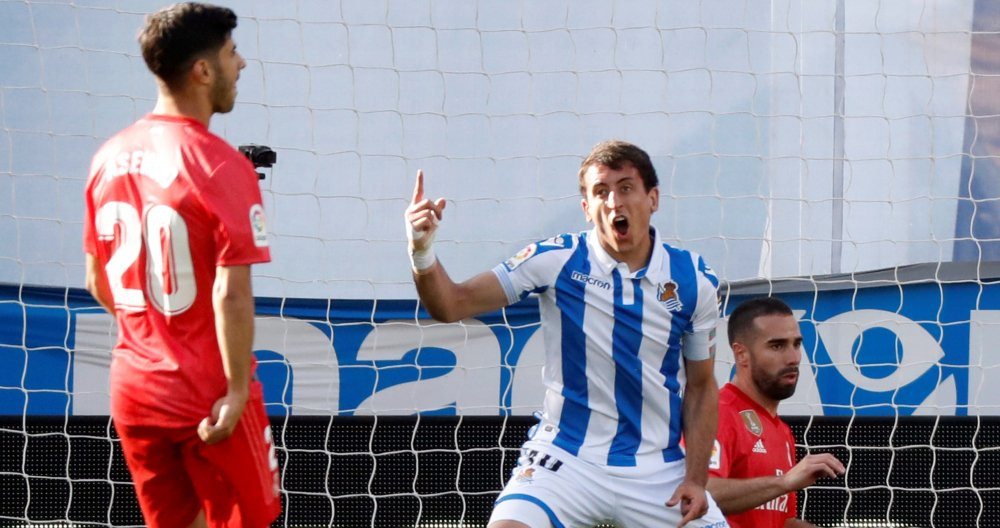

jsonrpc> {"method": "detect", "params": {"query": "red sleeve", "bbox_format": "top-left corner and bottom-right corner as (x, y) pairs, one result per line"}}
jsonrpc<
(710, 408), (737, 478)
(82, 156), (103, 255)
(786, 423), (799, 519)
(201, 157), (271, 266)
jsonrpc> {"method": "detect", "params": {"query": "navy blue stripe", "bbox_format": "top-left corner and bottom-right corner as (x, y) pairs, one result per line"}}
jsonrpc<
(697, 255), (719, 288)
(552, 239), (591, 456)
(662, 446), (685, 462)
(495, 494), (566, 528)
(674, 249), (699, 332)
(660, 246), (698, 458)
(607, 271), (645, 466)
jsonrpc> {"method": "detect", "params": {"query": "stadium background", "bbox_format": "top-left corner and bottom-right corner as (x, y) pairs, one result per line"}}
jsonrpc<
(1, 0), (999, 526)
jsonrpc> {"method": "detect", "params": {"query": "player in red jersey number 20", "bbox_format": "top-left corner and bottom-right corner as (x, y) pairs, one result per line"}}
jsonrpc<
(82, 3), (280, 527)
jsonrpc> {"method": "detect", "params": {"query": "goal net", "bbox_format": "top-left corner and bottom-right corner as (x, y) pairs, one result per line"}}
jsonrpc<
(1, 0), (999, 526)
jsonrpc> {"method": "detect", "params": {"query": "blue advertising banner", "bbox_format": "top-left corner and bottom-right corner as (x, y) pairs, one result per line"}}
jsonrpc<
(722, 263), (1000, 416)
(2, 263), (998, 416)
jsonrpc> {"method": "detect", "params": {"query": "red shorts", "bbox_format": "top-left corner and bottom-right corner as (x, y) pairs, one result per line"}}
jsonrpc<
(115, 383), (281, 528)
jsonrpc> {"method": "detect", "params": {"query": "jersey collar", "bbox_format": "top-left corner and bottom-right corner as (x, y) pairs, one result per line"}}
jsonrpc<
(586, 226), (667, 283)
(144, 113), (207, 130)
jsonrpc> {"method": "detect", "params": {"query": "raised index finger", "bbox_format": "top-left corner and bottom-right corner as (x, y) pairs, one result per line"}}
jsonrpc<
(411, 169), (424, 204)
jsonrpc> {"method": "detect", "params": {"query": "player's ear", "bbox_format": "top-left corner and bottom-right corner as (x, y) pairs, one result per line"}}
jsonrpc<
(732, 342), (750, 367)
(581, 197), (592, 223)
(649, 186), (659, 212)
(191, 57), (212, 85)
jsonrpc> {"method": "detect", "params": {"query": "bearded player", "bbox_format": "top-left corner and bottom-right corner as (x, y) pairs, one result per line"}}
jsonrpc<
(707, 298), (845, 527)
(82, 3), (280, 527)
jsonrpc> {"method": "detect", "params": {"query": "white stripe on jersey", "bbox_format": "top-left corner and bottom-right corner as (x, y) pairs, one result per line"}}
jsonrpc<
(492, 228), (720, 467)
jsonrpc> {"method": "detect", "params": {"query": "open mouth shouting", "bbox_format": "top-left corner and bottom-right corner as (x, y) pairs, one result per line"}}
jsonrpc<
(611, 214), (629, 239)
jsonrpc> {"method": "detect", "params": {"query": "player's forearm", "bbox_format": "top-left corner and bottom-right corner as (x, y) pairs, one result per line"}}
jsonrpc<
(413, 261), (464, 322)
(682, 380), (718, 486)
(707, 475), (790, 515)
(414, 265), (509, 323)
(84, 253), (114, 313)
(785, 518), (817, 528)
(213, 266), (255, 395)
(86, 281), (115, 314)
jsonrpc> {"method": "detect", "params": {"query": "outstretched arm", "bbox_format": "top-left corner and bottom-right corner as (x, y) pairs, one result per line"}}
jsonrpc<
(668, 356), (718, 527)
(707, 453), (845, 515)
(406, 170), (509, 322)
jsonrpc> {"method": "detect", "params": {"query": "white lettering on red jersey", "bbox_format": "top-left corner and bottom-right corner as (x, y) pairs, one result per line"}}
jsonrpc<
(83, 114), (270, 426)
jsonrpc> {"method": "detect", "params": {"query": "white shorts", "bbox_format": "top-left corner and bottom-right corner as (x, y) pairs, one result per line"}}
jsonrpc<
(489, 441), (729, 528)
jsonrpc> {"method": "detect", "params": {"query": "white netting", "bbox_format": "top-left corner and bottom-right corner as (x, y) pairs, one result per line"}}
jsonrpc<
(1, 0), (999, 526)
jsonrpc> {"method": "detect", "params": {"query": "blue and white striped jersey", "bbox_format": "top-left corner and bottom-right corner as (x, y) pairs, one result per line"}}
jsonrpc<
(492, 227), (720, 468)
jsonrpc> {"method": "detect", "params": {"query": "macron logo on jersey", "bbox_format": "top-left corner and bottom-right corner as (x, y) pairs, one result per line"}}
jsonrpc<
(571, 271), (611, 290)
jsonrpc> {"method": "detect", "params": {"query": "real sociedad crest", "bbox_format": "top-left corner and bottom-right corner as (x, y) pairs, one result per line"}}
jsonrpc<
(658, 280), (683, 312)
(515, 467), (535, 483)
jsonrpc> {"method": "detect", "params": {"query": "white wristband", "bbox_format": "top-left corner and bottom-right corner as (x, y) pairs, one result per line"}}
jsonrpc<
(410, 246), (437, 272)
(407, 209), (440, 272)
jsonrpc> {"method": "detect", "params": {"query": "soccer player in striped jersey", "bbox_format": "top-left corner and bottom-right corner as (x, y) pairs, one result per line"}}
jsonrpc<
(706, 298), (844, 528)
(406, 140), (729, 527)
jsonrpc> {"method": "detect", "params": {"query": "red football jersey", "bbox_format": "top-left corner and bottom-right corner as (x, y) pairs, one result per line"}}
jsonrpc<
(83, 114), (270, 427)
(710, 383), (798, 528)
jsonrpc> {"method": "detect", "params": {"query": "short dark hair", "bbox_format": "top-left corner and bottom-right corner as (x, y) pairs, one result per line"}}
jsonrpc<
(727, 297), (794, 346)
(138, 2), (237, 88)
(578, 140), (658, 194)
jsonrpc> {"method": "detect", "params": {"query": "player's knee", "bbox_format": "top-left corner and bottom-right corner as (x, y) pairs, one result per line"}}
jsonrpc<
(488, 521), (537, 528)
(489, 497), (555, 528)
